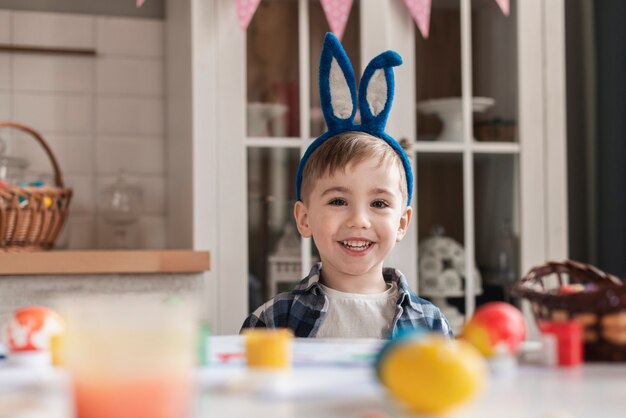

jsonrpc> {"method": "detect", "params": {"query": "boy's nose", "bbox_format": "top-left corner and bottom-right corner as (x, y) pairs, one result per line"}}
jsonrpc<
(346, 206), (371, 229)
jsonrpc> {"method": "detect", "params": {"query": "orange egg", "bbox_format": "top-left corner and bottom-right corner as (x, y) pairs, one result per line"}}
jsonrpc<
(5, 306), (65, 352)
(461, 302), (526, 357)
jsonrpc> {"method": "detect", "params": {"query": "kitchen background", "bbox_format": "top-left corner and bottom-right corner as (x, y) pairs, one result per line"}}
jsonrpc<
(0, 0), (166, 250)
(0, 0), (623, 333)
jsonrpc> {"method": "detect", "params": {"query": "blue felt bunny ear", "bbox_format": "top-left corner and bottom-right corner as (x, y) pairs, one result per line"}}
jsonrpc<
(318, 32), (357, 133)
(358, 51), (402, 134)
(296, 33), (413, 205)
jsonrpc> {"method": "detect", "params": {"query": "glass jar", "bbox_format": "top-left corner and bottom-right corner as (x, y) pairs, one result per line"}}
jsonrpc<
(99, 170), (144, 249)
(0, 137), (28, 185)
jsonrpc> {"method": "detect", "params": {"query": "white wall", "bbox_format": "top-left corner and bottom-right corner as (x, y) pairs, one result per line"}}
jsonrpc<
(0, 0), (164, 19)
(0, 10), (167, 249)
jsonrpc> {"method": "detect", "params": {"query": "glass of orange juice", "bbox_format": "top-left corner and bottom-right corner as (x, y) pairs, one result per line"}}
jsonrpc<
(60, 296), (197, 418)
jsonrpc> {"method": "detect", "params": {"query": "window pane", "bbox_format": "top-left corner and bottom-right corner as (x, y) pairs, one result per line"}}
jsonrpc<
(416, 153), (466, 333)
(415, 1), (463, 142)
(474, 153), (520, 306)
(472, 0), (518, 143)
(247, 147), (302, 312)
(247, 0), (300, 138)
(309, 0), (360, 138)
(417, 154), (465, 244)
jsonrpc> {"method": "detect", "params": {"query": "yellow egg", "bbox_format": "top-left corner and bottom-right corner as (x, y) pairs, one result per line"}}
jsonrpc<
(461, 321), (495, 357)
(379, 335), (487, 414)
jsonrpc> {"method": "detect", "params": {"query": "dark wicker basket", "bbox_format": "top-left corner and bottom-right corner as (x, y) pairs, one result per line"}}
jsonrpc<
(0, 122), (72, 251)
(512, 260), (626, 362)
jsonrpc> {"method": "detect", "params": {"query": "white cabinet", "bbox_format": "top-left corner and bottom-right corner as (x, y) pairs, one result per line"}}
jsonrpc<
(166, 0), (567, 334)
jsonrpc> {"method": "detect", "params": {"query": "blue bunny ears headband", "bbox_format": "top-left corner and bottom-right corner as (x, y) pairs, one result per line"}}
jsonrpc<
(295, 33), (414, 205)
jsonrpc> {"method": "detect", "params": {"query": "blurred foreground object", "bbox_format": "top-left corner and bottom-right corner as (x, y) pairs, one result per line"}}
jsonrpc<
(512, 260), (626, 362)
(4, 306), (64, 367)
(461, 302), (526, 357)
(376, 332), (486, 414)
(60, 296), (197, 418)
(243, 328), (293, 370)
(540, 320), (583, 367)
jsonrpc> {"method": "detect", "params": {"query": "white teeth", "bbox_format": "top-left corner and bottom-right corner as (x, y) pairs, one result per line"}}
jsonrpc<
(341, 240), (372, 250)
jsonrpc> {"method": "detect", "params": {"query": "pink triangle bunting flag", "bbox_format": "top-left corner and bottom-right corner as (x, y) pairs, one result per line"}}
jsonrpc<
(236, 0), (262, 31)
(494, 0), (510, 16)
(403, 0), (432, 39)
(320, 0), (354, 41)
(136, 0), (146, 8)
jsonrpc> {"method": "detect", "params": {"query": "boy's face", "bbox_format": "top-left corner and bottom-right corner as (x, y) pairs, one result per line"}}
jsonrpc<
(294, 158), (412, 280)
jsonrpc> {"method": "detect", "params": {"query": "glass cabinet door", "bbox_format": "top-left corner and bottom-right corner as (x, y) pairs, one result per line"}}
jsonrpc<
(240, 0), (564, 331)
(246, 0), (360, 311)
(411, 0), (520, 329)
(474, 153), (518, 298)
(176, 0), (565, 334)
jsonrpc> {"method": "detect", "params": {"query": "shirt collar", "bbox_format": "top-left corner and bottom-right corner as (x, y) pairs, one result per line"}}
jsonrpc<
(294, 263), (416, 307)
(382, 267), (417, 309)
(293, 262), (324, 295)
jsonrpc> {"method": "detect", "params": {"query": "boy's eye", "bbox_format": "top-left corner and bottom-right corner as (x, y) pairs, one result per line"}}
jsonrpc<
(371, 200), (389, 208)
(328, 198), (347, 206)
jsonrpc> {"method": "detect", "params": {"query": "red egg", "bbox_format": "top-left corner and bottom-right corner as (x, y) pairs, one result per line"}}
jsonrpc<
(461, 302), (526, 356)
(5, 306), (64, 352)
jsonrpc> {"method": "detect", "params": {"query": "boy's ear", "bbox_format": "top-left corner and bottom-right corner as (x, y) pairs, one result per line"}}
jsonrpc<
(396, 206), (412, 242)
(294, 201), (312, 238)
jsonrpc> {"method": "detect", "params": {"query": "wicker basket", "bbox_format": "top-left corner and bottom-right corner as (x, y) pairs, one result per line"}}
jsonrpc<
(0, 122), (72, 251)
(512, 260), (626, 362)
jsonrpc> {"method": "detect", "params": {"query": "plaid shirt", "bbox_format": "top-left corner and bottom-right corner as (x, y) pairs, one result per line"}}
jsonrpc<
(241, 263), (453, 338)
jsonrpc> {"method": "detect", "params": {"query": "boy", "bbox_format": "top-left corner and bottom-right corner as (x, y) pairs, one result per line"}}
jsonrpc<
(241, 33), (451, 338)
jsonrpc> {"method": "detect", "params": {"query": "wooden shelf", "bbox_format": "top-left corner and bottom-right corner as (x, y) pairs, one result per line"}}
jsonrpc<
(412, 141), (521, 154)
(0, 44), (96, 56)
(0, 250), (210, 275)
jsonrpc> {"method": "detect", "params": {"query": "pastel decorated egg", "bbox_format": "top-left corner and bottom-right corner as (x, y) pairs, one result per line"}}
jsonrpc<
(377, 332), (487, 414)
(5, 306), (64, 352)
(461, 302), (526, 357)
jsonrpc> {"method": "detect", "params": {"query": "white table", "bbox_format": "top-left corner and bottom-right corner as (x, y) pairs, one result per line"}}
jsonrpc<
(195, 364), (626, 418)
(2, 338), (626, 418)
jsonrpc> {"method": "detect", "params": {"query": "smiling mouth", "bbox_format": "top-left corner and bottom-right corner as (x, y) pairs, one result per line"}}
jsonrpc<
(340, 240), (373, 251)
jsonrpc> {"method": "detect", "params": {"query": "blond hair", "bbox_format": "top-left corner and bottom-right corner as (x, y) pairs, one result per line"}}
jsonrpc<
(300, 131), (408, 204)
